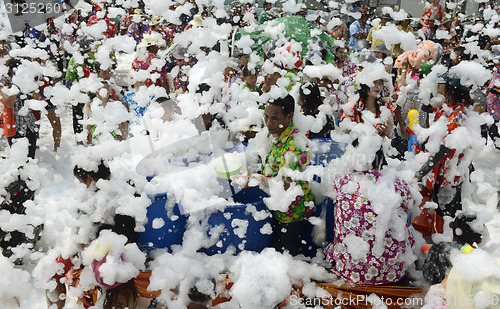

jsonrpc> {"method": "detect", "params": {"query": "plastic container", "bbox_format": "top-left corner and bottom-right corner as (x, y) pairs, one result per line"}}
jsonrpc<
(200, 187), (272, 255)
(301, 197), (336, 258)
(309, 138), (346, 166)
(213, 153), (243, 180)
(137, 193), (187, 252)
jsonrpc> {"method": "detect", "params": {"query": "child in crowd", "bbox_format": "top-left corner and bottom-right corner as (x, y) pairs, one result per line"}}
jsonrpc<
(242, 66), (259, 93)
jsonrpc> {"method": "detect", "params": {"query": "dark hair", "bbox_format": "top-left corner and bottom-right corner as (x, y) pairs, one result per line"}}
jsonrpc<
(188, 278), (216, 303)
(268, 94), (295, 116)
(157, 96), (181, 114)
(358, 84), (370, 104)
(452, 213), (482, 245)
(73, 161), (111, 183)
(8, 58), (21, 76)
(196, 83), (211, 94)
(156, 96), (170, 104)
(103, 279), (137, 309)
(299, 82), (322, 116)
(242, 66), (256, 77)
(351, 139), (387, 170)
(445, 83), (471, 105)
(357, 83), (383, 112)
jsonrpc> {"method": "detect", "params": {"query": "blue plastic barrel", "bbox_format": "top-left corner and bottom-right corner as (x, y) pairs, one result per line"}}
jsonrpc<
(300, 197), (336, 257)
(137, 193), (187, 252)
(309, 138), (346, 166)
(200, 187), (272, 255)
(301, 138), (344, 257)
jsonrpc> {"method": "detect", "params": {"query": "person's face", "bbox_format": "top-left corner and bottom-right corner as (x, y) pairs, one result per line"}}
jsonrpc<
(264, 104), (293, 137)
(401, 19), (410, 28)
(374, 51), (384, 59)
(76, 175), (93, 188)
(474, 104), (486, 114)
(317, 76), (332, 90)
(368, 79), (384, 98)
(264, 72), (280, 86)
(244, 74), (257, 86)
(162, 105), (176, 122)
(336, 48), (347, 62)
(98, 68), (112, 80)
(148, 45), (160, 54)
(238, 54), (249, 67)
(437, 83), (446, 96)
(264, 3), (271, 11)
(134, 80), (147, 89)
(224, 67), (236, 77)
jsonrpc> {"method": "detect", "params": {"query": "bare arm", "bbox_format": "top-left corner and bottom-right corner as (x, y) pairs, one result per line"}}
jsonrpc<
(419, 6), (428, 28)
(0, 91), (16, 108)
(395, 106), (408, 139)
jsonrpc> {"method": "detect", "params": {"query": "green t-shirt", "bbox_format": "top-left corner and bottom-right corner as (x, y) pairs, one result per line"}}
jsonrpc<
(65, 52), (96, 82)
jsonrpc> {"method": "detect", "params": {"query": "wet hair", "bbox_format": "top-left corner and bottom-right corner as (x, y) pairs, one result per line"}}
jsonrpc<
(444, 82), (471, 105)
(188, 278), (216, 303)
(242, 66), (257, 77)
(8, 58), (21, 76)
(351, 139), (387, 170)
(157, 96), (180, 114)
(103, 279), (137, 309)
(357, 83), (383, 109)
(268, 94), (295, 116)
(73, 161), (111, 183)
(196, 83), (211, 94)
(452, 213), (482, 245)
(299, 82), (322, 116)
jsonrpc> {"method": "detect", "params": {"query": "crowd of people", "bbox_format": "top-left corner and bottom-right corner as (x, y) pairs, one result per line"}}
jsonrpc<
(1, 0), (500, 307)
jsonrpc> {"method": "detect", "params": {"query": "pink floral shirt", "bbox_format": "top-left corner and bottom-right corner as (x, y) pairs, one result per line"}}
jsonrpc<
(336, 57), (358, 78)
(325, 170), (415, 285)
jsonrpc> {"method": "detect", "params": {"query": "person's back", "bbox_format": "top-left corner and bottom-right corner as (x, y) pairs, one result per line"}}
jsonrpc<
(326, 169), (415, 285)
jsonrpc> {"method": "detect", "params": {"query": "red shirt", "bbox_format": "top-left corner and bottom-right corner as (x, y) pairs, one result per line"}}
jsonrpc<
(87, 15), (118, 38)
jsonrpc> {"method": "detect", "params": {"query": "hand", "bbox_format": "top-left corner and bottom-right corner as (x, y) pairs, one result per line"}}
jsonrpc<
(231, 172), (251, 188)
(261, 83), (271, 93)
(376, 121), (389, 137)
(231, 172), (268, 188)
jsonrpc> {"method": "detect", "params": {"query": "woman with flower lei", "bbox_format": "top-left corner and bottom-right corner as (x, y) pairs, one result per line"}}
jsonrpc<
(342, 63), (396, 139)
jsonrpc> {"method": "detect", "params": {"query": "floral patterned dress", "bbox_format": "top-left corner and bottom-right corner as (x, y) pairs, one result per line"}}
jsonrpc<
(173, 58), (194, 93)
(132, 52), (168, 88)
(486, 65), (500, 121)
(262, 122), (315, 223)
(325, 170), (415, 285)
